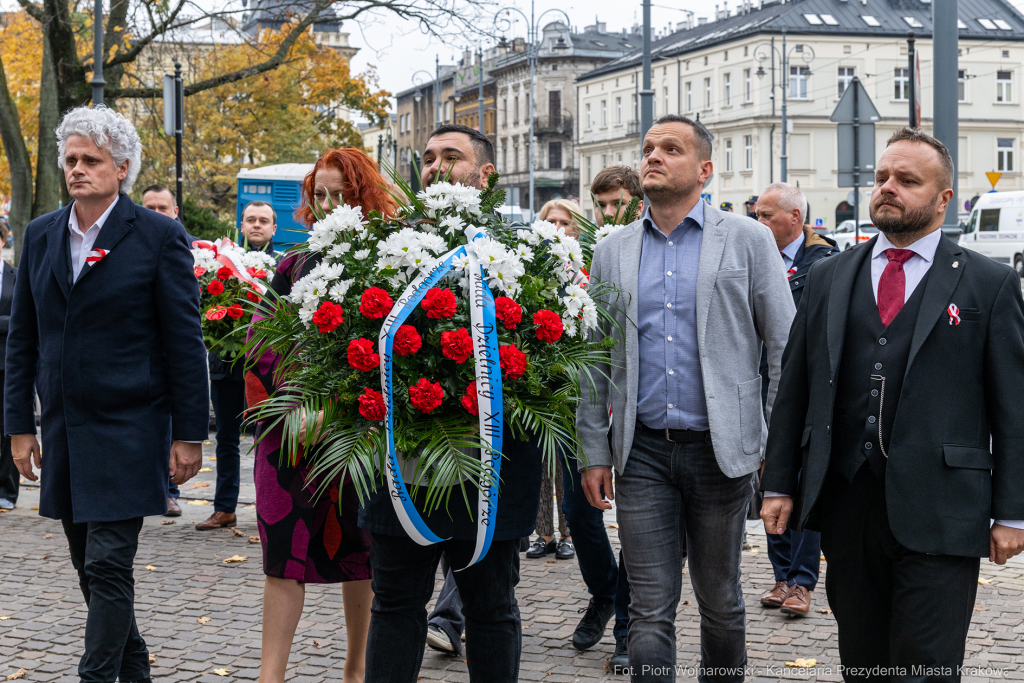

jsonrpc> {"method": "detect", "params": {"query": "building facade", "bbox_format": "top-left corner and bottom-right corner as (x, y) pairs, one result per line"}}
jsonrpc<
(395, 66), (456, 189)
(576, 0), (1024, 226)
(491, 21), (641, 212)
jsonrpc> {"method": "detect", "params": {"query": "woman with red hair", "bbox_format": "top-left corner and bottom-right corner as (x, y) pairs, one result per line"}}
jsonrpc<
(247, 148), (396, 683)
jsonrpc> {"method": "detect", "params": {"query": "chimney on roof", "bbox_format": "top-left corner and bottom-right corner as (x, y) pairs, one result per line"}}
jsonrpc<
(698, 16), (708, 25)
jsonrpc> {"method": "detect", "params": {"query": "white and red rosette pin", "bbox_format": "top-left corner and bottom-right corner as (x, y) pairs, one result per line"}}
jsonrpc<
(86, 249), (108, 265)
(948, 303), (961, 326)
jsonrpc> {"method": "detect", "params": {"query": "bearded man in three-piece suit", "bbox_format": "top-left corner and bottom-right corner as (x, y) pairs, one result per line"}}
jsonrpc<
(761, 128), (1024, 680)
(8, 105), (209, 683)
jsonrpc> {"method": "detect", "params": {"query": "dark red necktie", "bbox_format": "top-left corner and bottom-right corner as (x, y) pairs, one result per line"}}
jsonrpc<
(877, 248), (915, 327)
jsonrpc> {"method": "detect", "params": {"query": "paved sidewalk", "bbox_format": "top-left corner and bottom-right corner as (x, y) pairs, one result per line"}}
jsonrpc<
(1, 436), (1022, 682)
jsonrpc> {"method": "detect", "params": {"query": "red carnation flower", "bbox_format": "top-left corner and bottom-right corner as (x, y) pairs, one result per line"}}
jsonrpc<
(205, 306), (227, 321)
(499, 344), (528, 380)
(421, 288), (457, 319)
(359, 287), (394, 319)
(216, 266), (233, 280)
(206, 280), (225, 296)
(494, 297), (522, 330)
(358, 387), (386, 422)
(246, 289), (261, 303)
(347, 338), (381, 372)
(408, 378), (444, 414)
(194, 266), (207, 278)
(440, 328), (474, 363)
(226, 305), (245, 319)
(533, 309), (563, 344)
(394, 325), (422, 356)
(311, 301), (344, 334)
(461, 381), (479, 416)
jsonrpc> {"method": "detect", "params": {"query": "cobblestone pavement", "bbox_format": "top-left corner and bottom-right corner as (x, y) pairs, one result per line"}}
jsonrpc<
(2, 435), (1023, 682)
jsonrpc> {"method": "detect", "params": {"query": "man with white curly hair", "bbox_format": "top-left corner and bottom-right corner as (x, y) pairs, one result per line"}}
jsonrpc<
(6, 105), (209, 683)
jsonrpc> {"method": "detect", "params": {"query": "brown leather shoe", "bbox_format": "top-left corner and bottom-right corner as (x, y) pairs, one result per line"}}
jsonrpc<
(165, 497), (182, 517)
(781, 584), (811, 616)
(760, 580), (791, 608)
(196, 511), (237, 530)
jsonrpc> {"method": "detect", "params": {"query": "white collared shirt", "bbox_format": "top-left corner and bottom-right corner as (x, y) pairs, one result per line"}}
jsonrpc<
(68, 196), (119, 282)
(779, 233), (803, 270)
(869, 229), (942, 303)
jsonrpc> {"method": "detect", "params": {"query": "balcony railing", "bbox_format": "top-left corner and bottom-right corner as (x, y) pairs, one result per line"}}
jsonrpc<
(626, 120), (640, 136)
(533, 114), (574, 136)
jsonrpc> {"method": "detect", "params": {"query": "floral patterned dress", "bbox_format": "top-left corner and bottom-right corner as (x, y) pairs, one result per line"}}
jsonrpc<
(245, 253), (372, 583)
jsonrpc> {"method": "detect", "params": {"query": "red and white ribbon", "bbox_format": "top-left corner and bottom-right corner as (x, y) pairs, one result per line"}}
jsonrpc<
(86, 248), (108, 265)
(193, 238), (266, 294)
(948, 303), (961, 326)
(786, 267), (797, 281)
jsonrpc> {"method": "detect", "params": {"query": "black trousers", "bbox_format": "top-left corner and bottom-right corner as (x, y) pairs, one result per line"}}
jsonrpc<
(210, 377), (245, 513)
(365, 534), (522, 683)
(0, 373), (17, 503)
(61, 517), (149, 683)
(819, 465), (979, 683)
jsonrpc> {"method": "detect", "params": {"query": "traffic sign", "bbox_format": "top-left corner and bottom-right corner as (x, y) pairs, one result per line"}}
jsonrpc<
(986, 172), (1002, 190)
(830, 78), (880, 124)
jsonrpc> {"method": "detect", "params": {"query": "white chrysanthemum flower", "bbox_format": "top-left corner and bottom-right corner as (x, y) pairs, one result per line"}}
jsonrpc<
(441, 215), (466, 236)
(561, 314), (579, 338)
(595, 224), (625, 243)
(580, 301), (599, 332)
(354, 248), (371, 260)
(550, 238), (585, 270)
(239, 250), (276, 270)
(531, 220), (558, 243)
(328, 243), (352, 259)
(329, 279), (353, 302)
(561, 283), (588, 315)
(453, 253), (473, 272)
(517, 228), (540, 246)
(472, 237), (510, 267)
(418, 234), (448, 255)
(514, 243), (535, 262)
(191, 247), (220, 271)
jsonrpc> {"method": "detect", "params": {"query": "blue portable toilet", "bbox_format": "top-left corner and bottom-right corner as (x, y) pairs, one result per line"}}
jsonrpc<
(236, 163), (315, 248)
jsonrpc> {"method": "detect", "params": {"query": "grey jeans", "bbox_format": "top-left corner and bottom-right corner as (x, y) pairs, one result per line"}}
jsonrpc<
(617, 427), (751, 683)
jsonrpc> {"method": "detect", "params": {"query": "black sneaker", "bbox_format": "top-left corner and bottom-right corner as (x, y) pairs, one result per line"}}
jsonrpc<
(525, 538), (556, 558)
(555, 538), (576, 560)
(609, 635), (628, 674)
(425, 625), (456, 653)
(571, 598), (615, 650)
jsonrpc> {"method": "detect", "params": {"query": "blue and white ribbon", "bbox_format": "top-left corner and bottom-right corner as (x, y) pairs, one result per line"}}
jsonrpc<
(377, 229), (504, 567)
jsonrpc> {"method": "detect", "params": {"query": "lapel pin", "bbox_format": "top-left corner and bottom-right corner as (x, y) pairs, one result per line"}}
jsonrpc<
(948, 303), (961, 326)
(952, 261), (959, 268)
(85, 248), (108, 266)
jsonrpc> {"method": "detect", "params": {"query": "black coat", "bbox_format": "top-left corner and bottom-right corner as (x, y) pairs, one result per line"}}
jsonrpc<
(0, 261), (18, 365)
(5, 195), (210, 522)
(761, 234), (1024, 557)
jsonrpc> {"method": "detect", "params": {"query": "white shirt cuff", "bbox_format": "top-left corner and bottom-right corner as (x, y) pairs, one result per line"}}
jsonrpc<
(993, 519), (1024, 530)
(763, 491), (789, 498)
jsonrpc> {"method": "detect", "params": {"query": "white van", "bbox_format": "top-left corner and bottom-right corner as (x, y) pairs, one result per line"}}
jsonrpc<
(960, 191), (1024, 275)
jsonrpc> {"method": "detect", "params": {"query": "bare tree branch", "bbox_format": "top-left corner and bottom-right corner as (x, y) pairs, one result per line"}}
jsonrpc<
(105, 0), (189, 69)
(13, 0), (44, 23)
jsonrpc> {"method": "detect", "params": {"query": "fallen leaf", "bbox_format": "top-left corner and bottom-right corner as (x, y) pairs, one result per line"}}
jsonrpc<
(313, 640), (323, 649)
(974, 605), (988, 611)
(248, 535), (261, 544)
(0, 509), (7, 513)
(545, 560), (557, 564)
(32, 506), (38, 510)
(608, 523), (619, 529)
(42, 534), (52, 539)
(197, 616), (212, 624)
(6, 668), (27, 680)
(243, 504), (255, 509)
(191, 482), (210, 488)
(818, 608), (832, 614)
(231, 528), (245, 538)
(749, 548), (760, 553)
(203, 441), (213, 445)
(213, 669), (231, 676)
(223, 555), (247, 563)
(149, 655), (156, 664)
(188, 500), (208, 506)
(209, 456), (217, 460)
(0, 617), (9, 621)
(785, 658), (817, 667)
(42, 555), (49, 560)
(145, 565), (157, 571)
(682, 600), (691, 605)
(199, 468), (213, 473)
(978, 577), (992, 585)
(162, 520), (176, 525)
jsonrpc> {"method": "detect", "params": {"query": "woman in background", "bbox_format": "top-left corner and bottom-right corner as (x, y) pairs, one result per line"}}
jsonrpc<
(248, 148), (398, 683)
(523, 198), (583, 560)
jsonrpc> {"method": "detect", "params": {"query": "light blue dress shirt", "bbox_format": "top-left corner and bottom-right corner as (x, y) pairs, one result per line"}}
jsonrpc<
(635, 201), (708, 431)
(779, 233), (803, 270)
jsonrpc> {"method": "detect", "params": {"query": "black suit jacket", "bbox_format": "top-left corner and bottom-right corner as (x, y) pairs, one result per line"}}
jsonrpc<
(5, 195), (210, 522)
(0, 260), (18, 364)
(761, 233), (1024, 557)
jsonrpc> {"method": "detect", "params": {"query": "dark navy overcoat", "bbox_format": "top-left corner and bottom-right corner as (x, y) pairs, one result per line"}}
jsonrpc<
(4, 194), (210, 522)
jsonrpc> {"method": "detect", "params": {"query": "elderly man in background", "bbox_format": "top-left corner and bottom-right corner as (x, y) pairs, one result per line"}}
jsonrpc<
(754, 183), (837, 616)
(8, 105), (209, 683)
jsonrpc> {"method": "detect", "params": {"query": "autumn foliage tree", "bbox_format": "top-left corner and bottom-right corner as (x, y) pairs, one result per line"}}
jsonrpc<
(0, 0), (485, 263)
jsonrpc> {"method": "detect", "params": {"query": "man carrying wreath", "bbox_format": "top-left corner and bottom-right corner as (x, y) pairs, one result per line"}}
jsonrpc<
(358, 124), (543, 683)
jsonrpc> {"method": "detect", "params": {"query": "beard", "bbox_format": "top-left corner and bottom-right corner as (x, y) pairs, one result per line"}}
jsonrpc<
(643, 171), (699, 201)
(869, 193), (938, 237)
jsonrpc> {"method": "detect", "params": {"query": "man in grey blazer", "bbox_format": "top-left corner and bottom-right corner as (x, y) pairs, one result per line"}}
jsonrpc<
(577, 115), (795, 682)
